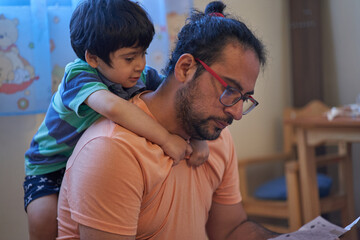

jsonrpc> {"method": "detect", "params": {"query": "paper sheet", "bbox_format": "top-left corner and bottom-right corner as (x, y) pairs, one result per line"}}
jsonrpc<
(268, 216), (359, 240)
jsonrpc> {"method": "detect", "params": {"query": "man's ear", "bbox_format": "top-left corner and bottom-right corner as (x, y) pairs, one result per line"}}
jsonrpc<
(85, 50), (99, 68)
(174, 54), (197, 83)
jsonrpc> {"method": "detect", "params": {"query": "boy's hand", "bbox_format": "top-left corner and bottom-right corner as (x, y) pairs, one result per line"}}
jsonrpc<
(161, 134), (192, 166)
(187, 139), (209, 167)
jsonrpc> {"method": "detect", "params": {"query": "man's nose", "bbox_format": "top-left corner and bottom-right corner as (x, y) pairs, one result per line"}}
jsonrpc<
(224, 100), (243, 121)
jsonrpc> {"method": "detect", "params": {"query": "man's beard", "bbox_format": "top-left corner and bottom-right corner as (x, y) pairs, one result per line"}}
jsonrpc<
(175, 78), (233, 141)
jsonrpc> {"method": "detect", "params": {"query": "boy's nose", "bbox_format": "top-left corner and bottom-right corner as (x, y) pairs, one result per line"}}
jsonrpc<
(135, 57), (146, 72)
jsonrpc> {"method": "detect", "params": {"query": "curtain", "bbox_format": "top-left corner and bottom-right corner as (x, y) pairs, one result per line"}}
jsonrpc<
(0, 0), (192, 116)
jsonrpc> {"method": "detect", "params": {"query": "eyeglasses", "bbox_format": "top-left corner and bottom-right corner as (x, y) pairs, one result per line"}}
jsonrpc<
(195, 58), (258, 115)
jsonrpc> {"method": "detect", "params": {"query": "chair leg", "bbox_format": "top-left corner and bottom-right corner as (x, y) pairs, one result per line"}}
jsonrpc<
(338, 143), (358, 239)
(285, 161), (302, 231)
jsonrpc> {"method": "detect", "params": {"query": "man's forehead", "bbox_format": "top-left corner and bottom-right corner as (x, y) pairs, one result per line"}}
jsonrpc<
(212, 46), (260, 91)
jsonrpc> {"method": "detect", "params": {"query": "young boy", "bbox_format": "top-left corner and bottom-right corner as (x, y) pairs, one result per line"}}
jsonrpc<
(23, 0), (209, 239)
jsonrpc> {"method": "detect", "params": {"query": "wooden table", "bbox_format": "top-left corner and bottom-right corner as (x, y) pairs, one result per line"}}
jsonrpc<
(287, 115), (360, 225)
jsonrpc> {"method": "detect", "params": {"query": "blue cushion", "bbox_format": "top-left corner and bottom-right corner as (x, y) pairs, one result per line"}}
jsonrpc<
(254, 173), (332, 200)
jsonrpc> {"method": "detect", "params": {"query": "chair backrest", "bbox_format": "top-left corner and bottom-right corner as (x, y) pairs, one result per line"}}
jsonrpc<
(282, 100), (330, 155)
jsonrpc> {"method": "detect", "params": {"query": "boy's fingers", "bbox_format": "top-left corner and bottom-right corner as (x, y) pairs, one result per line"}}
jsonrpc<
(185, 144), (193, 158)
(172, 158), (180, 166)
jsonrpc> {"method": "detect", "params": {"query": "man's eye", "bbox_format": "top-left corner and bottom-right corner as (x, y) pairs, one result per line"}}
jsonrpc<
(224, 87), (240, 97)
(224, 87), (233, 94)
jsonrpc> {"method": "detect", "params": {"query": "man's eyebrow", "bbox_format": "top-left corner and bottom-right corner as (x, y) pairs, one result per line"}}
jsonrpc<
(222, 76), (254, 95)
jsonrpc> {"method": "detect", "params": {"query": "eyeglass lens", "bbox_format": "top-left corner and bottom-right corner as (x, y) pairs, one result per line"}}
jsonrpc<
(220, 87), (256, 115)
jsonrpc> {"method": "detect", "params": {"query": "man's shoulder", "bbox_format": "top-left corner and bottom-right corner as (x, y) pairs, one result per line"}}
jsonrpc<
(72, 116), (166, 170)
(80, 116), (148, 145)
(129, 92), (153, 116)
(76, 118), (115, 145)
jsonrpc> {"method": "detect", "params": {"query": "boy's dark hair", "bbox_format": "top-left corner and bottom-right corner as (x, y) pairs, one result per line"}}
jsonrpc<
(164, 1), (266, 77)
(70, 0), (154, 67)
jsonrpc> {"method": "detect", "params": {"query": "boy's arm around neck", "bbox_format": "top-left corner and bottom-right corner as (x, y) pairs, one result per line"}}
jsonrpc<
(85, 89), (190, 163)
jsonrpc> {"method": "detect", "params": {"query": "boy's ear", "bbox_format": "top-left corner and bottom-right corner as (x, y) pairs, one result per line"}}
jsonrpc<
(85, 50), (99, 68)
(174, 54), (197, 83)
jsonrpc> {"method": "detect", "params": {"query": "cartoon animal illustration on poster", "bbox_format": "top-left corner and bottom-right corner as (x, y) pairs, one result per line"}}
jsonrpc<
(0, 14), (38, 95)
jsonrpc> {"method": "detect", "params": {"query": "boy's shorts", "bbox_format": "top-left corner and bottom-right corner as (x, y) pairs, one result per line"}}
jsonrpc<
(23, 167), (65, 211)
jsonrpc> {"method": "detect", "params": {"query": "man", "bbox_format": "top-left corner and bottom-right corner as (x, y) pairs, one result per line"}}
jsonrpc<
(57, 1), (279, 239)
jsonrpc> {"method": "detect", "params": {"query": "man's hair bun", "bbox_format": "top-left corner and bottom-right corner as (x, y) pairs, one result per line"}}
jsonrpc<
(205, 1), (226, 16)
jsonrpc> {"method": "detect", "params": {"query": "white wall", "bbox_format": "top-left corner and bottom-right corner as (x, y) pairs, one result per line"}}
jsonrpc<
(322, 0), (360, 106)
(0, 114), (44, 238)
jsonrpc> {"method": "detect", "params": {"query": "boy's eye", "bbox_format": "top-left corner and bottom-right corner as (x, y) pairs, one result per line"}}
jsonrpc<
(125, 57), (134, 62)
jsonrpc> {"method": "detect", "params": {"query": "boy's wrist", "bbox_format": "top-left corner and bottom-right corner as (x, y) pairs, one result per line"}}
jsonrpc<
(159, 132), (172, 147)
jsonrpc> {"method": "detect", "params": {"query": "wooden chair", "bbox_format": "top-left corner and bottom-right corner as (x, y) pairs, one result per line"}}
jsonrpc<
(238, 157), (302, 233)
(238, 100), (355, 234)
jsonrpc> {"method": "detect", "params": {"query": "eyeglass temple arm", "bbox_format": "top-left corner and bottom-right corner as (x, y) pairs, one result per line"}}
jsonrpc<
(195, 58), (228, 87)
(248, 96), (259, 106)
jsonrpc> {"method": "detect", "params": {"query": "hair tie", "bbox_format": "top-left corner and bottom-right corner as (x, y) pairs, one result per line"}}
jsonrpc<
(209, 12), (224, 18)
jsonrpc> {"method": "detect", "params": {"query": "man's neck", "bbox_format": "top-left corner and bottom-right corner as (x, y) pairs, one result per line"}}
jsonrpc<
(140, 83), (190, 140)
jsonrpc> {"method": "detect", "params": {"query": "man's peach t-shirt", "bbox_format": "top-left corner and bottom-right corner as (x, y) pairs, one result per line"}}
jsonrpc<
(57, 93), (241, 239)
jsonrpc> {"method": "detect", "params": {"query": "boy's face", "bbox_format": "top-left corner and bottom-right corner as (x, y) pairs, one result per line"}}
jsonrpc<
(95, 47), (146, 88)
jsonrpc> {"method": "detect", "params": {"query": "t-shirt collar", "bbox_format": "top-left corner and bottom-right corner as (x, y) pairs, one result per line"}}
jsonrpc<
(97, 70), (146, 100)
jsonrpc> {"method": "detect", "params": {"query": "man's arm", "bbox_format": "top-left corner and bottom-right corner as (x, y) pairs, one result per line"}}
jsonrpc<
(79, 225), (135, 240)
(206, 201), (279, 240)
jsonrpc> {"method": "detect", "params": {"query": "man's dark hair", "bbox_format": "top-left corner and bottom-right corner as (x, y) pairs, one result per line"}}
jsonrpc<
(70, 0), (154, 67)
(164, 1), (266, 77)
